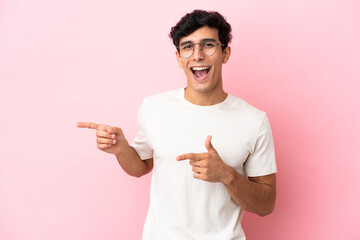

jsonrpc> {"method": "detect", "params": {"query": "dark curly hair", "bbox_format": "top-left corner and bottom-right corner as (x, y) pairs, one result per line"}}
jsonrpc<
(169, 10), (232, 52)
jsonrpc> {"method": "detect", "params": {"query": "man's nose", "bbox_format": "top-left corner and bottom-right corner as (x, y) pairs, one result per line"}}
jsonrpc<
(192, 43), (204, 61)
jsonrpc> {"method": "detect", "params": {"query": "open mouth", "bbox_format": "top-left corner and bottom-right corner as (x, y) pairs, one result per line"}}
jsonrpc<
(190, 66), (210, 81)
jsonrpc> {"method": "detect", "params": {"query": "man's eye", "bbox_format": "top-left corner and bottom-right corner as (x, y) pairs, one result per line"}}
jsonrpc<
(203, 42), (215, 48)
(182, 45), (193, 50)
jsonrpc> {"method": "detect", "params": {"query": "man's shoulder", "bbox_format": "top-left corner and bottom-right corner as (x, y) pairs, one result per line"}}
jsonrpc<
(140, 88), (181, 110)
(144, 88), (180, 101)
(228, 93), (266, 119)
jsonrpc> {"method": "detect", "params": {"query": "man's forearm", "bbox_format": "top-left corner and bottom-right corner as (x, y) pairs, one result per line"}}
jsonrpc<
(223, 167), (276, 217)
(115, 141), (151, 178)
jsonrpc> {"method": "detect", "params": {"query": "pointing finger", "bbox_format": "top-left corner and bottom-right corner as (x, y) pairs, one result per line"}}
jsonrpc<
(176, 153), (196, 161)
(176, 153), (208, 161)
(98, 124), (106, 131)
(77, 122), (100, 130)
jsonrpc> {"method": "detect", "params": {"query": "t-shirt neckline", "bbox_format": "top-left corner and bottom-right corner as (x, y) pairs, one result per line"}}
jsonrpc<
(177, 87), (232, 110)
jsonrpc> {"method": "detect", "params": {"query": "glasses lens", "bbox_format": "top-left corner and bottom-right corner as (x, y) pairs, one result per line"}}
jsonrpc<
(201, 41), (217, 57)
(179, 43), (194, 59)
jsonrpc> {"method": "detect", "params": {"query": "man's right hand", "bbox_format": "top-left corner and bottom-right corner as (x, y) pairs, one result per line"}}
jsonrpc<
(77, 122), (127, 155)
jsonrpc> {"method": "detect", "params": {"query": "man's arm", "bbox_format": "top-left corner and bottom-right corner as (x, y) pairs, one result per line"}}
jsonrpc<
(223, 171), (276, 217)
(176, 135), (276, 217)
(77, 122), (153, 178)
(115, 144), (154, 178)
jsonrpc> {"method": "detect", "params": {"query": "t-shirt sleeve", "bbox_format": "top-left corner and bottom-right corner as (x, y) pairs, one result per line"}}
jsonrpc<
(244, 114), (277, 177)
(130, 100), (153, 160)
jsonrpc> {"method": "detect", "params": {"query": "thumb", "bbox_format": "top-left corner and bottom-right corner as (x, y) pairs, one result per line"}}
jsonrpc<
(205, 135), (216, 153)
(106, 125), (115, 133)
(111, 126), (124, 135)
(102, 125), (123, 135)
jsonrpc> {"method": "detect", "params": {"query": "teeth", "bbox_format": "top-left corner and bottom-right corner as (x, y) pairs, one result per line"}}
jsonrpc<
(192, 66), (210, 70)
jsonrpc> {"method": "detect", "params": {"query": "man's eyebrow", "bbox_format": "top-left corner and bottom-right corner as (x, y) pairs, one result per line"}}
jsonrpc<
(201, 38), (217, 42)
(179, 38), (217, 46)
(180, 41), (193, 46)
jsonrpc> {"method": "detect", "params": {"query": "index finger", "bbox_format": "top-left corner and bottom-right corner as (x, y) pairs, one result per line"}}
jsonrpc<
(176, 153), (207, 161)
(76, 122), (100, 130)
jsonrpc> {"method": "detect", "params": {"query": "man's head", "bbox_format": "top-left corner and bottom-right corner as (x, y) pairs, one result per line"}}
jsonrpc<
(169, 10), (232, 52)
(169, 10), (232, 96)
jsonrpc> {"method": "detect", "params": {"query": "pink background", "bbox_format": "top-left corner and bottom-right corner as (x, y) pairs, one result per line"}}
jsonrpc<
(1, 0), (359, 239)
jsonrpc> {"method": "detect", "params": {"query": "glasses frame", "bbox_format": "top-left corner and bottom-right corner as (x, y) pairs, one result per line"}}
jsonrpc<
(176, 41), (225, 59)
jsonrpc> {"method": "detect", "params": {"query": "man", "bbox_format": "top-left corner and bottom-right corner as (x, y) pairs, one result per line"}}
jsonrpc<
(77, 9), (277, 240)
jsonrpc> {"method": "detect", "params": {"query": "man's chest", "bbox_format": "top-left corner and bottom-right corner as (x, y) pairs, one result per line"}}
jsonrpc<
(144, 108), (256, 173)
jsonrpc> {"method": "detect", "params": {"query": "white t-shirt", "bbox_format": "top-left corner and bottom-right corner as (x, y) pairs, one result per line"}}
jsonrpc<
(131, 87), (277, 240)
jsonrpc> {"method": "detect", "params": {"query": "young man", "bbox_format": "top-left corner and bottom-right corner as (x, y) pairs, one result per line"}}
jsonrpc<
(78, 10), (277, 240)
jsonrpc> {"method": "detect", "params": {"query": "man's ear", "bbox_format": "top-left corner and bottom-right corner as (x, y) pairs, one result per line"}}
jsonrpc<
(222, 46), (231, 64)
(176, 51), (183, 68)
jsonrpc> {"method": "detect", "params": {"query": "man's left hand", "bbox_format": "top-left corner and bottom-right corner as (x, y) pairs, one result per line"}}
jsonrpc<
(176, 135), (233, 184)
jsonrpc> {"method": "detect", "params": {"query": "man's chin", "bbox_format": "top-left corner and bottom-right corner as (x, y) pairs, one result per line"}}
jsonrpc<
(186, 76), (216, 93)
(188, 83), (212, 93)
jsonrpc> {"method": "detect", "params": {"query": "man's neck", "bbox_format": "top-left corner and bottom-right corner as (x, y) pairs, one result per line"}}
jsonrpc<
(184, 87), (228, 106)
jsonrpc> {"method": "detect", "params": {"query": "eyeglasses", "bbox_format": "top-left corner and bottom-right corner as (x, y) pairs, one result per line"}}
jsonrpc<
(176, 40), (224, 59)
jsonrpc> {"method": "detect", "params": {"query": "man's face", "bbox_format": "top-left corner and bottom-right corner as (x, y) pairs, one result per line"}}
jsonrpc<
(176, 26), (231, 94)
